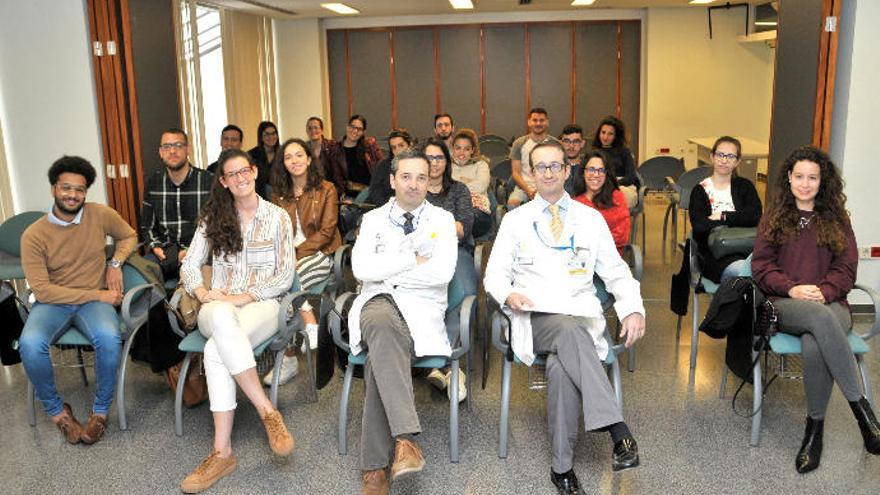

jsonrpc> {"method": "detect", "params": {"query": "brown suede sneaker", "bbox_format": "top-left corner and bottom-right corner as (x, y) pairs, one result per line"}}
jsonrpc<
(361, 468), (390, 495)
(80, 413), (108, 445)
(53, 403), (83, 444)
(261, 409), (294, 456)
(180, 451), (237, 494)
(390, 438), (425, 480)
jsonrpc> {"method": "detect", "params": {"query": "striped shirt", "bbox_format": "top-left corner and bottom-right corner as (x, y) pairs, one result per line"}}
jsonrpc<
(140, 165), (212, 249)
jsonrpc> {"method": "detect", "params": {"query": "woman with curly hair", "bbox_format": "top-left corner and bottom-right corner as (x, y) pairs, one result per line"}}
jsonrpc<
(590, 115), (640, 208)
(752, 146), (880, 474)
(573, 150), (631, 255)
(178, 149), (296, 493)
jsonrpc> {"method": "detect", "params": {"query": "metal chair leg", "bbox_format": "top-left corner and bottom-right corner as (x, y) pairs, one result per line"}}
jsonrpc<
(498, 358), (512, 459)
(338, 362), (355, 455)
(676, 315), (683, 342)
(116, 334), (138, 431)
(750, 351), (763, 447)
(719, 365), (729, 399)
(27, 381), (36, 427)
(857, 355), (874, 407)
(175, 352), (193, 437)
(77, 347), (88, 386)
(689, 292), (700, 369)
(270, 349), (284, 407)
(612, 360), (623, 408)
(627, 346), (636, 373)
(449, 359), (460, 463)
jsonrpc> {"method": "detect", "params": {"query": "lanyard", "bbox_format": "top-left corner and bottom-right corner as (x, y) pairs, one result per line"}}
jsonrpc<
(531, 221), (574, 253)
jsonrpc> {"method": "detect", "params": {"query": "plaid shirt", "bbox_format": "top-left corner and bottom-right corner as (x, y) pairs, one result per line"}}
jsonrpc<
(140, 165), (212, 249)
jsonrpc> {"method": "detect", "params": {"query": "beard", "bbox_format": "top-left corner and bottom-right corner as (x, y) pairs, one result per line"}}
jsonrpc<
(165, 159), (187, 172)
(54, 197), (84, 216)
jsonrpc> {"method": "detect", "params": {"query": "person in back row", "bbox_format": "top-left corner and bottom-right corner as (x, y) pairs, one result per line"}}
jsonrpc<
(450, 128), (492, 239)
(433, 113), (455, 149)
(306, 116), (346, 197)
(508, 107), (559, 208)
(590, 116), (640, 209)
(560, 124), (586, 197)
(342, 114), (384, 197)
(20, 156), (138, 446)
(485, 141), (645, 495)
(247, 121), (279, 200)
(207, 125), (244, 175)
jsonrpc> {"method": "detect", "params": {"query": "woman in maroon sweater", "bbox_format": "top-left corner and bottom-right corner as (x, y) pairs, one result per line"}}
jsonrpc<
(751, 146), (880, 474)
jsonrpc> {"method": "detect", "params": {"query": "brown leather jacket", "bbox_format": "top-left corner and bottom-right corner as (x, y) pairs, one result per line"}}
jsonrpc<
(274, 180), (342, 260)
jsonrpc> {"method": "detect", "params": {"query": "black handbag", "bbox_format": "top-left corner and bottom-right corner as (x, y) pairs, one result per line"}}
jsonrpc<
(708, 226), (757, 259)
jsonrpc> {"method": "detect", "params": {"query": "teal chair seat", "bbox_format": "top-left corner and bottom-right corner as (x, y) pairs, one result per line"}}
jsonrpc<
(514, 347), (617, 367)
(769, 331), (870, 355)
(0, 263), (25, 280)
(178, 330), (279, 358)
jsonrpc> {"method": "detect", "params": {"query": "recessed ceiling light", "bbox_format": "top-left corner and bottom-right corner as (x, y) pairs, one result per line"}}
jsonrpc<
(321, 3), (359, 15)
(754, 21), (778, 26)
(689, 0), (717, 4)
(449, 0), (474, 9)
(571, 0), (597, 5)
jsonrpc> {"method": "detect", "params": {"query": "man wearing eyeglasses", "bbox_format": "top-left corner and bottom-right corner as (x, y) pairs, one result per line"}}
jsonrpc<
(484, 141), (646, 494)
(560, 124), (587, 196)
(140, 128), (212, 281)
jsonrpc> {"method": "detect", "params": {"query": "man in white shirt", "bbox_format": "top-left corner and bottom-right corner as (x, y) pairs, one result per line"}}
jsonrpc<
(508, 107), (560, 207)
(484, 141), (646, 494)
(348, 148), (458, 495)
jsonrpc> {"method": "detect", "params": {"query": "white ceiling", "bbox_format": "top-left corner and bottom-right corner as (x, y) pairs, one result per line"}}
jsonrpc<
(209, 0), (737, 19)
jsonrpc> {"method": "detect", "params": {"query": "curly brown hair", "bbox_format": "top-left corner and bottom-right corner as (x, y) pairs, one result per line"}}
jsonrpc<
(271, 138), (323, 202)
(762, 146), (849, 254)
(199, 149), (253, 258)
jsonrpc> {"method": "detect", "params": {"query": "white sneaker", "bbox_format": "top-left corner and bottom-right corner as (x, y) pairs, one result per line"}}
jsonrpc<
(300, 323), (319, 353)
(263, 355), (299, 386)
(446, 369), (467, 403)
(427, 368), (448, 390)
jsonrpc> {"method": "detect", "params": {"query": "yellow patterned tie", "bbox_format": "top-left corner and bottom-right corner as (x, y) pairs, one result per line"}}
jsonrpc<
(549, 204), (563, 242)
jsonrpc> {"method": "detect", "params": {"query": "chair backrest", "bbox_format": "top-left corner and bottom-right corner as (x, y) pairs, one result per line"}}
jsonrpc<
(638, 156), (684, 191)
(479, 134), (508, 144)
(490, 158), (512, 182)
(353, 186), (371, 203)
(480, 140), (511, 165)
(675, 166), (713, 210)
(0, 211), (44, 256)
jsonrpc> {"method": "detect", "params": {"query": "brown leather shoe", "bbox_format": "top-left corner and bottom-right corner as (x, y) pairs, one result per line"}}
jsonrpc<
(53, 403), (82, 444)
(390, 438), (425, 480)
(180, 451), (237, 494)
(261, 409), (294, 456)
(80, 413), (108, 445)
(361, 468), (390, 495)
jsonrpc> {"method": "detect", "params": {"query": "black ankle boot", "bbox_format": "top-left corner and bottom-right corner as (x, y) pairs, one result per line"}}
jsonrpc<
(848, 397), (880, 454)
(795, 416), (824, 474)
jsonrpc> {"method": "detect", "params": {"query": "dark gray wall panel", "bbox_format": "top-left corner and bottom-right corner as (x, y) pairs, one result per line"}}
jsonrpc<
(348, 30), (392, 139)
(485, 26), (526, 141)
(529, 24), (571, 137)
(327, 30), (348, 141)
(575, 23), (617, 142)
(439, 28), (481, 137)
(620, 21), (641, 161)
(393, 29), (435, 140)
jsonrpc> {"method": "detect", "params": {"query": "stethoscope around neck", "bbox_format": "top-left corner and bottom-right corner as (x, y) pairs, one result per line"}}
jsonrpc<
(531, 221), (575, 252)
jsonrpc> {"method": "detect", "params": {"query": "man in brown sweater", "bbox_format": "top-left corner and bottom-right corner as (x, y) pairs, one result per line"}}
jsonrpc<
(19, 156), (137, 445)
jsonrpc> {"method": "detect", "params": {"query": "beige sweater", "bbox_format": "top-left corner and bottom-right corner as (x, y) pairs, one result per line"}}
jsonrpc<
(21, 203), (137, 305)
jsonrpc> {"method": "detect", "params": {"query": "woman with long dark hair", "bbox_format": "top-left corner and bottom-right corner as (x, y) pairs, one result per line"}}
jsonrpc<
(590, 116), (640, 208)
(573, 150), (630, 254)
(689, 136), (762, 283)
(306, 116), (346, 197)
(247, 121), (279, 199)
(265, 138), (342, 387)
(752, 146), (880, 473)
(178, 149), (295, 493)
(341, 114), (383, 196)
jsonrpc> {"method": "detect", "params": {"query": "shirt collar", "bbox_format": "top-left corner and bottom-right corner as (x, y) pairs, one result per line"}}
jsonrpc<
(534, 192), (571, 214)
(47, 204), (84, 226)
(389, 198), (426, 223)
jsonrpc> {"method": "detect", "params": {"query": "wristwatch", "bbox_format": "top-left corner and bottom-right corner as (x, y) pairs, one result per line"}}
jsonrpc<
(108, 258), (122, 269)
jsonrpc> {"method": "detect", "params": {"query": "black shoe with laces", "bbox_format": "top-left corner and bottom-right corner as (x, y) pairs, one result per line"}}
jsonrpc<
(612, 438), (640, 472)
(550, 469), (583, 495)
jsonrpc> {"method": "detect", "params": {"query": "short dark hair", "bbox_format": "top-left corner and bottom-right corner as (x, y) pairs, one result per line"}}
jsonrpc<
(560, 124), (583, 137)
(221, 124), (243, 141)
(307, 116), (324, 129)
(162, 127), (188, 144)
(390, 147), (430, 176)
(433, 113), (454, 127)
(388, 128), (414, 147)
(48, 156), (96, 187)
(528, 140), (565, 167)
(529, 107), (548, 118)
(348, 114), (367, 130)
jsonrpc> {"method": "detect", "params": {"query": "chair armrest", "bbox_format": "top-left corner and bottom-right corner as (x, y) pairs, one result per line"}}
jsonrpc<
(275, 290), (311, 350)
(853, 284), (880, 341)
(329, 292), (357, 354)
(488, 296), (515, 361)
(450, 295), (475, 360)
(165, 290), (187, 339)
(333, 244), (352, 291)
(14, 287), (33, 323)
(621, 244), (643, 282)
(120, 282), (162, 338)
(603, 326), (626, 356)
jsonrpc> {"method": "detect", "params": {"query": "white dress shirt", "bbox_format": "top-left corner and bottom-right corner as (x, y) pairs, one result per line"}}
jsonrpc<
(484, 192), (645, 365)
(347, 199), (458, 357)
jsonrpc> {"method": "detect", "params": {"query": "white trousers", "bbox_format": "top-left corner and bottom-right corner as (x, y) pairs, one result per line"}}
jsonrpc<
(198, 299), (280, 412)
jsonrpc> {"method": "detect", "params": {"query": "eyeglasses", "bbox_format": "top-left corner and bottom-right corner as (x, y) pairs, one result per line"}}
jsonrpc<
(57, 183), (87, 195)
(561, 138), (583, 145)
(223, 167), (253, 180)
(533, 162), (566, 174)
(347, 124), (364, 132)
(714, 152), (738, 162)
(262, 130), (278, 137)
(160, 142), (186, 151)
(426, 154), (446, 163)
(585, 166), (607, 176)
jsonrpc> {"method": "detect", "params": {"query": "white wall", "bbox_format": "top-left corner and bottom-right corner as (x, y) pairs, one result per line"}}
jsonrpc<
(830, 0), (880, 296)
(0, 0), (106, 212)
(273, 18), (329, 141)
(643, 8), (774, 161)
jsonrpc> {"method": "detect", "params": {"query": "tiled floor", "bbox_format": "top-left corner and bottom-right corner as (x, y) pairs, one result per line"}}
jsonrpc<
(2, 198), (878, 494)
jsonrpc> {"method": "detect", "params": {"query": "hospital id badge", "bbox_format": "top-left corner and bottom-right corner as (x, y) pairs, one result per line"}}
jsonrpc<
(567, 247), (589, 276)
(374, 233), (386, 254)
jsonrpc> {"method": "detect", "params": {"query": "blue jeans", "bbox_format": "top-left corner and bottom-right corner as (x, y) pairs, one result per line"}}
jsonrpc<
(19, 301), (121, 416)
(451, 246), (478, 300)
(720, 254), (753, 283)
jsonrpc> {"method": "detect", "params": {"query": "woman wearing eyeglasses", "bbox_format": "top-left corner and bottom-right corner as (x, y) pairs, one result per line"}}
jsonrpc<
(573, 150), (630, 255)
(751, 146), (880, 473)
(306, 117), (346, 197)
(341, 114), (384, 196)
(688, 136), (762, 284)
(247, 121), (280, 200)
(179, 149), (296, 493)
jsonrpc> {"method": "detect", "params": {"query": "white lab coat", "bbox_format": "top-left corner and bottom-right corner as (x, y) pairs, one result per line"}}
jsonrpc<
(347, 200), (458, 357)
(483, 194), (645, 365)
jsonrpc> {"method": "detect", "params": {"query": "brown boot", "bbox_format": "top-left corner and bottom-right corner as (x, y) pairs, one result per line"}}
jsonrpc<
(261, 409), (294, 456)
(390, 438), (425, 480)
(53, 403), (82, 444)
(361, 468), (390, 495)
(180, 451), (237, 494)
(80, 413), (108, 445)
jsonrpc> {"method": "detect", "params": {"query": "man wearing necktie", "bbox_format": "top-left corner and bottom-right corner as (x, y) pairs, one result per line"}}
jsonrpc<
(484, 141), (646, 494)
(346, 148), (458, 494)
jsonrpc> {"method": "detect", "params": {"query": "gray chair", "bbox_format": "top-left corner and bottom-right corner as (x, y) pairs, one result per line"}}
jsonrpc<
(628, 175), (647, 247)
(662, 166), (713, 248)
(635, 156), (684, 252)
(678, 232), (720, 370)
(480, 139), (511, 166)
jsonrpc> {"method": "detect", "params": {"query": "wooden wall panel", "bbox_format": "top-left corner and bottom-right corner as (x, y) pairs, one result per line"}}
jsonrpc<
(348, 30), (392, 140)
(484, 25), (526, 141)
(439, 28), (482, 136)
(393, 29), (436, 140)
(326, 30), (348, 140)
(620, 21), (641, 162)
(530, 24), (572, 137)
(575, 23), (617, 142)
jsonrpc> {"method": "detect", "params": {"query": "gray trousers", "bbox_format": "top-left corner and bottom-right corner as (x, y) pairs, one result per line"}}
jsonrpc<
(531, 313), (623, 473)
(359, 296), (422, 470)
(774, 299), (861, 418)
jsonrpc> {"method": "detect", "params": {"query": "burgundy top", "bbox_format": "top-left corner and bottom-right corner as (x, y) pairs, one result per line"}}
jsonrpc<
(751, 211), (858, 304)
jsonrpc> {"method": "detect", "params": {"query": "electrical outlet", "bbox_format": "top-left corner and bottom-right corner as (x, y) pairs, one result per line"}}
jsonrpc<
(858, 246), (880, 259)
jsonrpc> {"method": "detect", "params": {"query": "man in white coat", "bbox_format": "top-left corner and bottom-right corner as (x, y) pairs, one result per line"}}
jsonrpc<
(348, 148), (458, 495)
(484, 141), (646, 495)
